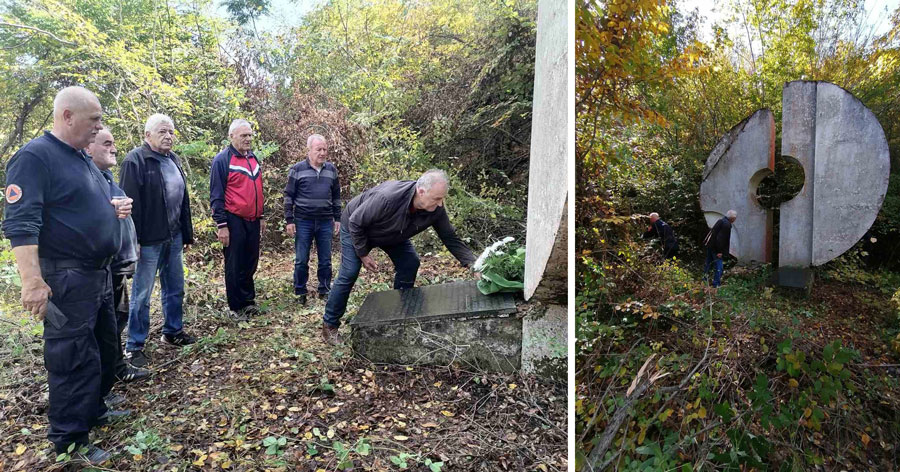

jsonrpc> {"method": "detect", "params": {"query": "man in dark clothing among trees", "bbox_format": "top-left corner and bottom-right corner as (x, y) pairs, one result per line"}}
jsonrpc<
(86, 127), (150, 402)
(321, 169), (476, 345)
(704, 210), (737, 290)
(643, 212), (678, 258)
(2, 87), (132, 464)
(210, 119), (265, 320)
(284, 134), (341, 305)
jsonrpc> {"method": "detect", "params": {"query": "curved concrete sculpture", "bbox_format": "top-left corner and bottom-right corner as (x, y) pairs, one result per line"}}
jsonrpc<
(699, 109), (775, 264)
(781, 81), (890, 267)
(701, 81), (890, 286)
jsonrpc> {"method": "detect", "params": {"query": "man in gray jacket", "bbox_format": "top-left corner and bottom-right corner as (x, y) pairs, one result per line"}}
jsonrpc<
(322, 169), (475, 344)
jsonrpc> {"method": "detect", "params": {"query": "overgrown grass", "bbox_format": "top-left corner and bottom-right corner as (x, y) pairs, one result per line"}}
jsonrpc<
(576, 251), (900, 471)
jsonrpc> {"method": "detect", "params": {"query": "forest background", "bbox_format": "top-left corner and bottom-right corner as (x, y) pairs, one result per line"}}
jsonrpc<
(577, 0), (900, 470)
(0, 0), (568, 470)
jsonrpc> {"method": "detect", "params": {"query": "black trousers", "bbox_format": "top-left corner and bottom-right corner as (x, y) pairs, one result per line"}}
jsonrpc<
(41, 266), (118, 453)
(223, 212), (261, 311)
(112, 273), (130, 377)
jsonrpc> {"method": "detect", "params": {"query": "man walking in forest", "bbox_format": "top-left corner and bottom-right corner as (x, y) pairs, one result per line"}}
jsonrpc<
(86, 127), (151, 399)
(321, 170), (477, 345)
(210, 119), (265, 321)
(2, 87), (132, 464)
(120, 113), (196, 369)
(284, 134), (341, 305)
(704, 210), (736, 291)
(643, 212), (677, 259)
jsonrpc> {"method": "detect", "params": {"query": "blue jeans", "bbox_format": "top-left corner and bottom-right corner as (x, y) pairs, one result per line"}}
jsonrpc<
(293, 217), (334, 295)
(323, 226), (420, 328)
(126, 233), (185, 351)
(704, 247), (724, 288)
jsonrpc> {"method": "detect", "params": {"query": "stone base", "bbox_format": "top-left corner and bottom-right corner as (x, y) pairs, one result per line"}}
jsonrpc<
(349, 282), (521, 372)
(522, 304), (567, 380)
(776, 267), (814, 291)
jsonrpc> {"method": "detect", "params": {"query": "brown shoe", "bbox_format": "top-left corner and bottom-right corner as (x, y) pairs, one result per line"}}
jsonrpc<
(322, 322), (343, 345)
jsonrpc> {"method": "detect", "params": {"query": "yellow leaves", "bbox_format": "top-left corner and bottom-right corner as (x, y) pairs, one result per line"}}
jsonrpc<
(393, 435), (409, 441)
(788, 378), (799, 388)
(15, 444), (26, 455)
(861, 433), (871, 448)
(133, 453), (143, 461)
(658, 408), (673, 422)
(326, 406), (340, 414)
(440, 410), (455, 417)
(508, 383), (517, 390)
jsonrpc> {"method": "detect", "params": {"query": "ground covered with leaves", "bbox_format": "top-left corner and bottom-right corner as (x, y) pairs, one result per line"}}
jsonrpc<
(0, 248), (566, 471)
(576, 250), (900, 471)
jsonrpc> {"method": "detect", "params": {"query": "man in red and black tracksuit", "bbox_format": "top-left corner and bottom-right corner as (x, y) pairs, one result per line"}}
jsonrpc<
(210, 119), (265, 319)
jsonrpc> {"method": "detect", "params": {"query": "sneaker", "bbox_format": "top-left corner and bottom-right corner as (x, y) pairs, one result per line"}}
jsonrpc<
(296, 294), (307, 306)
(244, 304), (260, 317)
(96, 409), (131, 425)
(161, 332), (196, 347)
(231, 308), (250, 322)
(72, 445), (111, 465)
(104, 393), (126, 408)
(117, 365), (151, 383)
(125, 349), (150, 368)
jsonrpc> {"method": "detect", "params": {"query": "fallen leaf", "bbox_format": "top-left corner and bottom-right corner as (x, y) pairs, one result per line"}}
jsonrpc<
(15, 444), (26, 455)
(440, 410), (455, 417)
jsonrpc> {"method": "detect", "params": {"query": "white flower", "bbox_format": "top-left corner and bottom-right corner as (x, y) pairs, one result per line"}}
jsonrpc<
(473, 236), (515, 271)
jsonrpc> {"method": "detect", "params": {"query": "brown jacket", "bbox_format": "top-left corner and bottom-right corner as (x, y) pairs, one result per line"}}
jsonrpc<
(341, 180), (475, 266)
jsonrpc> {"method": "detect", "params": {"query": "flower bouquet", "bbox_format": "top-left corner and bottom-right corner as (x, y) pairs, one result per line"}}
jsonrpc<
(473, 237), (525, 295)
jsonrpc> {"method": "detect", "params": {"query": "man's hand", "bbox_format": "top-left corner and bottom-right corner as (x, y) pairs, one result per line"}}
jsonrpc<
(717, 253), (722, 259)
(111, 197), (133, 219)
(361, 255), (378, 272)
(22, 276), (52, 320)
(217, 227), (230, 247)
(260, 220), (266, 235)
(286, 223), (296, 237)
(474, 271), (482, 279)
(333, 221), (340, 235)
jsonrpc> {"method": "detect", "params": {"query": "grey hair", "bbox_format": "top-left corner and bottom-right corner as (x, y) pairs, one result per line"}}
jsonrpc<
(726, 210), (737, 219)
(229, 119), (252, 136)
(144, 113), (174, 133)
(649, 212), (659, 219)
(416, 169), (450, 191)
(307, 134), (326, 147)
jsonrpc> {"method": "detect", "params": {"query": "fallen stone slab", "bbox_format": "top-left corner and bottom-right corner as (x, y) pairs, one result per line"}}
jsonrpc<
(349, 282), (521, 372)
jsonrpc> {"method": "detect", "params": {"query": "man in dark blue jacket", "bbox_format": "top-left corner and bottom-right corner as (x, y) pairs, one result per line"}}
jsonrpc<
(704, 210), (737, 289)
(119, 113), (196, 368)
(86, 127), (150, 396)
(283, 134), (341, 305)
(643, 212), (678, 259)
(210, 119), (265, 320)
(2, 87), (130, 464)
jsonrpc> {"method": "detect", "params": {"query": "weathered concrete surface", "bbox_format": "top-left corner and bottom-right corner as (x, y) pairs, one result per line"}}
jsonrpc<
(700, 109), (775, 264)
(811, 82), (890, 265)
(350, 282), (521, 372)
(521, 303), (566, 380)
(524, 0), (568, 302)
(779, 81), (816, 269)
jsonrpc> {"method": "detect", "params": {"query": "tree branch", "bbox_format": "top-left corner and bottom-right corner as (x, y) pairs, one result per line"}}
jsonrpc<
(0, 22), (76, 46)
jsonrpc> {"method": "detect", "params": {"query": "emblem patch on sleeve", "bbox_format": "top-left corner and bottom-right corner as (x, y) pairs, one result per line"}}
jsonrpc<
(5, 184), (22, 204)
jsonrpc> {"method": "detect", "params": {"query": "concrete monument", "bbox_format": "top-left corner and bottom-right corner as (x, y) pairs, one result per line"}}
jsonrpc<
(700, 81), (890, 287)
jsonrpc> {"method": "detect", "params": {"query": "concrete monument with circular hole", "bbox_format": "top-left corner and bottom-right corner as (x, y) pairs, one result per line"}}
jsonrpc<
(700, 81), (890, 287)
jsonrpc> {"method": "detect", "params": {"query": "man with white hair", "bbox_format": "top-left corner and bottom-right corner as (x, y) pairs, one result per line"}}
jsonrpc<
(85, 127), (151, 394)
(643, 212), (677, 258)
(703, 210), (737, 289)
(283, 134), (341, 305)
(210, 119), (265, 320)
(119, 113), (196, 368)
(320, 170), (477, 344)
(2, 86), (131, 464)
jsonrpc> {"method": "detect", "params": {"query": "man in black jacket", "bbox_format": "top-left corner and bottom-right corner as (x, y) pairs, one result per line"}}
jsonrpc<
(321, 170), (476, 344)
(119, 113), (196, 368)
(643, 212), (677, 258)
(704, 210), (737, 289)
(86, 127), (150, 393)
